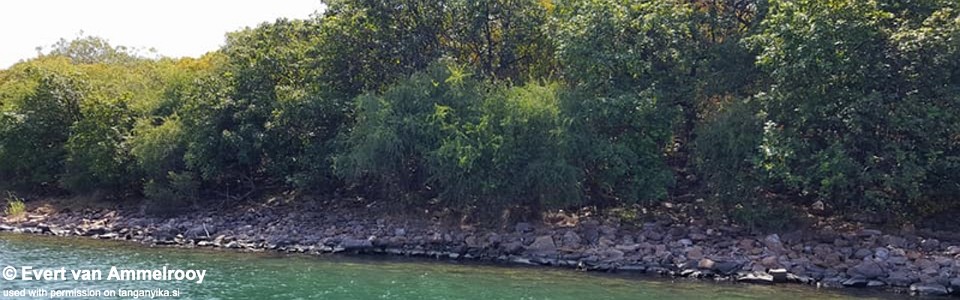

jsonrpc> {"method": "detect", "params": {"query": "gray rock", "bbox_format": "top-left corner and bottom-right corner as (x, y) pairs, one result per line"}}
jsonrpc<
(950, 277), (960, 292)
(561, 231), (581, 248)
(945, 245), (960, 256)
(842, 277), (869, 287)
(910, 283), (949, 296)
(737, 272), (774, 284)
(340, 238), (373, 251)
(873, 247), (889, 260)
(921, 239), (941, 251)
(515, 222), (534, 233)
(713, 261), (742, 275)
(526, 235), (557, 255)
(885, 271), (918, 287)
(853, 248), (873, 260)
(847, 260), (885, 279)
(763, 234), (785, 253)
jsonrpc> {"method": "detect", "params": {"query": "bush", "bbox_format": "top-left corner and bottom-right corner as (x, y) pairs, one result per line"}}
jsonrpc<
(431, 82), (581, 211)
(334, 63), (484, 202)
(0, 69), (84, 190)
(749, 0), (960, 219)
(3, 192), (26, 219)
(62, 94), (136, 195)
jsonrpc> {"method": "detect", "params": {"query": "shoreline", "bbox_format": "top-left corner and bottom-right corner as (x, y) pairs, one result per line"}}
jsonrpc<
(2, 203), (959, 297)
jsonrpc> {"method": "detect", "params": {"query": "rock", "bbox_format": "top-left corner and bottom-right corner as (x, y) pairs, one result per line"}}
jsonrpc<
(686, 246), (704, 260)
(874, 247), (890, 260)
(713, 261), (742, 275)
(842, 277), (869, 287)
(515, 222), (534, 233)
(643, 230), (663, 242)
(945, 245), (960, 256)
(761, 256), (781, 268)
(910, 283), (949, 296)
(949, 277), (960, 291)
(853, 248), (873, 260)
(599, 248), (624, 261)
(501, 241), (523, 254)
(737, 272), (774, 284)
(340, 238), (373, 251)
(394, 228), (406, 236)
(678, 239), (693, 247)
(689, 233), (707, 241)
(525, 235), (557, 255)
(867, 280), (885, 287)
(561, 230), (581, 248)
(698, 258), (715, 270)
(82, 226), (108, 236)
(921, 239), (941, 251)
(885, 271), (918, 287)
(763, 234), (785, 253)
(847, 260), (885, 279)
(857, 229), (882, 237)
(769, 268), (788, 283)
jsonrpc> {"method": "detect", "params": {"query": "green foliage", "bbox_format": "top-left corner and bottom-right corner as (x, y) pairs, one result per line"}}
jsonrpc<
(0, 67), (84, 189)
(3, 192), (26, 218)
(750, 0), (960, 219)
(3, 0), (960, 225)
(335, 63), (483, 202)
(432, 82), (580, 210)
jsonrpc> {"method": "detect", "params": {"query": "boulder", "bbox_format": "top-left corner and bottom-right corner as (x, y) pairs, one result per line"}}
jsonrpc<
(340, 238), (373, 251)
(763, 234), (785, 253)
(842, 277), (869, 287)
(737, 272), (774, 284)
(525, 235), (557, 255)
(847, 260), (885, 279)
(698, 258), (715, 270)
(885, 271), (918, 287)
(561, 230), (581, 248)
(910, 283), (949, 296)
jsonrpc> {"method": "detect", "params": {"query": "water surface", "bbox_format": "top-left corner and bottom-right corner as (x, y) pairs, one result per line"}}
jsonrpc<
(0, 233), (891, 299)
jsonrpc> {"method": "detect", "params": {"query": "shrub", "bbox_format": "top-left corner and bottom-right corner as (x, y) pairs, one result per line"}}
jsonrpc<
(334, 63), (483, 203)
(3, 192), (26, 219)
(0, 69), (84, 190)
(431, 82), (581, 211)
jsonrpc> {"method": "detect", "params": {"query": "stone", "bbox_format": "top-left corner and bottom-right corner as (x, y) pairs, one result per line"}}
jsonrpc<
(686, 246), (704, 260)
(561, 230), (581, 248)
(713, 261), (742, 275)
(853, 248), (873, 260)
(526, 235), (557, 255)
(910, 283), (949, 296)
(761, 256), (781, 269)
(885, 271), (918, 287)
(847, 260), (885, 279)
(689, 233), (707, 241)
(921, 239), (941, 251)
(763, 234), (785, 253)
(515, 222), (534, 233)
(340, 238), (373, 251)
(874, 247), (890, 260)
(945, 245), (960, 256)
(842, 277), (869, 287)
(698, 258), (715, 270)
(737, 272), (774, 284)
(950, 277), (960, 291)
(768, 268), (788, 283)
(678, 239), (693, 247)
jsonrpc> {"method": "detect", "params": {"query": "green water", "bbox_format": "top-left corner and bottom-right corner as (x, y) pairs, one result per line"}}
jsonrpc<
(0, 233), (889, 299)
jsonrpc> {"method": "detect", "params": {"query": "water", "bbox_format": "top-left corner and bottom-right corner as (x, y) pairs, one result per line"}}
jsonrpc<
(0, 233), (891, 299)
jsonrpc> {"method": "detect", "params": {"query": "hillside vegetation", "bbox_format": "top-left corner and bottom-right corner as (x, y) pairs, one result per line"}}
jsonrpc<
(1, 0), (958, 226)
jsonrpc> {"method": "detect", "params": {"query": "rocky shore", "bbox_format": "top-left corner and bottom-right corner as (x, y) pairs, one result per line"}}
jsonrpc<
(3, 203), (960, 297)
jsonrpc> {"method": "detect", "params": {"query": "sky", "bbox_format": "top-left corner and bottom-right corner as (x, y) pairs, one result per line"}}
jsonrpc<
(0, 0), (326, 69)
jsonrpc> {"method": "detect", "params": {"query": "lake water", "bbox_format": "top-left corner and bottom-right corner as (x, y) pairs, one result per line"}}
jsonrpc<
(0, 233), (892, 299)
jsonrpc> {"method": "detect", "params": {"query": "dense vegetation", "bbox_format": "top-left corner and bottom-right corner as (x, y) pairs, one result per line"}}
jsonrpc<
(1, 0), (958, 226)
